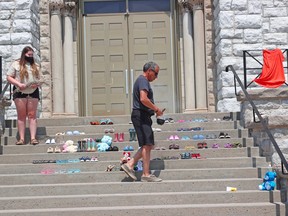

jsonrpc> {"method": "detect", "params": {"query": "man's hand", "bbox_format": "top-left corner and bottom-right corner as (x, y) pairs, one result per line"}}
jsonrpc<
(156, 108), (165, 117)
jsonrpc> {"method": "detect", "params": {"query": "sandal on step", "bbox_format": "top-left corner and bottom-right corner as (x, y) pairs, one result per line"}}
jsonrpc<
(30, 139), (39, 145)
(15, 139), (25, 145)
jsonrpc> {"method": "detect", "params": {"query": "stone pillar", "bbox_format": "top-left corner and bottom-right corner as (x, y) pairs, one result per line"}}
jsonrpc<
(50, 2), (64, 114)
(193, 3), (207, 110)
(182, 6), (196, 111)
(63, 3), (75, 114)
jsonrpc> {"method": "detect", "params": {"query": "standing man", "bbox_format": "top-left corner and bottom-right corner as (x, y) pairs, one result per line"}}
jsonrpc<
(121, 61), (164, 182)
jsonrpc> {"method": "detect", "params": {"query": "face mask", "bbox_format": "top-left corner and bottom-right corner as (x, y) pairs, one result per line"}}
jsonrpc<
(25, 56), (34, 63)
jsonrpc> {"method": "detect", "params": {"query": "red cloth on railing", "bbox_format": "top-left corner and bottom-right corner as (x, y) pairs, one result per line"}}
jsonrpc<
(254, 49), (285, 88)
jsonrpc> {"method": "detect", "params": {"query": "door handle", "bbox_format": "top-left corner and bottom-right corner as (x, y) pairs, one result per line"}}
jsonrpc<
(130, 69), (134, 94)
(125, 69), (128, 96)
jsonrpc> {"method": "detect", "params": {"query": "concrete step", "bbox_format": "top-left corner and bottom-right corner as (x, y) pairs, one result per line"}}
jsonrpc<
(4, 112), (236, 127)
(0, 157), (268, 174)
(3, 120), (241, 137)
(2, 112), (281, 215)
(0, 147), (261, 164)
(0, 202), (284, 216)
(0, 190), (281, 210)
(0, 179), (265, 197)
(1, 128), (250, 146)
(0, 167), (264, 185)
(1, 137), (254, 154)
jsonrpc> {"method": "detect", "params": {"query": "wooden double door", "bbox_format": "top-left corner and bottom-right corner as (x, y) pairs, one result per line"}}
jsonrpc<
(84, 11), (175, 116)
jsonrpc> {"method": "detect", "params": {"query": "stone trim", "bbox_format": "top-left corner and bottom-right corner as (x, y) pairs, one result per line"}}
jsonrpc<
(177, 0), (215, 112)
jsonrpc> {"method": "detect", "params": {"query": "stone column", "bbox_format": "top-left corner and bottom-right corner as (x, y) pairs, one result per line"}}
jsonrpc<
(193, 2), (207, 110)
(50, 2), (64, 114)
(63, 3), (75, 114)
(182, 6), (196, 111)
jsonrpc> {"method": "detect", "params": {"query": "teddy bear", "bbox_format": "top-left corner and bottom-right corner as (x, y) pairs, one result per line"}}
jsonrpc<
(101, 135), (113, 146)
(259, 171), (277, 191)
(97, 142), (110, 152)
(62, 140), (78, 153)
(121, 152), (131, 164)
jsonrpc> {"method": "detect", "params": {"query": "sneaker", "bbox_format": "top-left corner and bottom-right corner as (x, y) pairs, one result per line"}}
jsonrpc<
(50, 139), (56, 144)
(141, 174), (162, 182)
(121, 163), (137, 180)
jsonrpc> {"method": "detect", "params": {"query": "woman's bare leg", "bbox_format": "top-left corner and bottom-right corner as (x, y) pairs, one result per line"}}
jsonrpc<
(14, 98), (28, 141)
(27, 98), (39, 140)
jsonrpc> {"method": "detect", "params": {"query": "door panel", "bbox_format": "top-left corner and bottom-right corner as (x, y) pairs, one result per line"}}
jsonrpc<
(86, 15), (130, 116)
(129, 13), (174, 112)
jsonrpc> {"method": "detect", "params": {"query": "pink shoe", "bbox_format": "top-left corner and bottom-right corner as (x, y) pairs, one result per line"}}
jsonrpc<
(174, 135), (180, 140)
(118, 133), (124, 142)
(168, 135), (174, 140)
(113, 133), (119, 142)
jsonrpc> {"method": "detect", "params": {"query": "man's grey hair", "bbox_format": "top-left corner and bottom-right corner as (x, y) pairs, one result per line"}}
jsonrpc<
(143, 61), (159, 72)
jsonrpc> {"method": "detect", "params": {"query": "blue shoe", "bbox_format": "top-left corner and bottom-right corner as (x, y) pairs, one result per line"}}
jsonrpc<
(128, 146), (134, 151)
(67, 169), (81, 174)
(198, 134), (205, 140)
(192, 135), (199, 140)
(79, 157), (86, 162)
(123, 146), (129, 151)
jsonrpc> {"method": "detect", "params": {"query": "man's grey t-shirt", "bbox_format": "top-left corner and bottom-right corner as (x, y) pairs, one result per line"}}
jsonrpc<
(132, 75), (154, 115)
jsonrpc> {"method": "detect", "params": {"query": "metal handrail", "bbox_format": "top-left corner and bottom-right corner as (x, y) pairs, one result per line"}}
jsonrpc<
(0, 56), (12, 101)
(0, 82), (11, 100)
(226, 65), (288, 175)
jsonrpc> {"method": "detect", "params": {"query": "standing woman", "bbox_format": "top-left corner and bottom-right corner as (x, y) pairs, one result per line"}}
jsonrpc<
(6, 46), (42, 145)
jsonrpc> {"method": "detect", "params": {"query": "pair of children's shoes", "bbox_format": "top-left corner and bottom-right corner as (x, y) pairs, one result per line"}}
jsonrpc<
(47, 146), (61, 153)
(45, 139), (56, 144)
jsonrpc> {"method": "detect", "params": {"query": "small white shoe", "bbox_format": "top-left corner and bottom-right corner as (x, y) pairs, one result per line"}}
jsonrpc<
(45, 139), (51, 144)
(50, 139), (56, 144)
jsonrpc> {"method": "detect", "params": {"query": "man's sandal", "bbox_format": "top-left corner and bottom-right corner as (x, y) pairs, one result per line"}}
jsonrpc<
(15, 139), (25, 145)
(30, 139), (39, 145)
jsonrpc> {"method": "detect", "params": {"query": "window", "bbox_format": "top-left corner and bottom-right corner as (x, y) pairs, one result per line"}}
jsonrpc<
(129, 0), (170, 12)
(84, 0), (126, 14)
(83, 0), (171, 14)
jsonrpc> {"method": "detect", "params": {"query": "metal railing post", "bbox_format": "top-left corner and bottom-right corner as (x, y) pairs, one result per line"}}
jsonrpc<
(0, 56), (2, 95)
(243, 51), (247, 89)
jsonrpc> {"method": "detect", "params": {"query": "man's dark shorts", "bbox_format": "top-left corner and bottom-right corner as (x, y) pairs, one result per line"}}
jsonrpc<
(131, 109), (154, 147)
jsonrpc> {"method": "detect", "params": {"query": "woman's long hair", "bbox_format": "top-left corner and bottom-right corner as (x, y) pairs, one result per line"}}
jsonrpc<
(19, 46), (40, 82)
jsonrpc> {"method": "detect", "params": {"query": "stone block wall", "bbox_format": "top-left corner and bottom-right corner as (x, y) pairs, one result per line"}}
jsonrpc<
(237, 87), (288, 201)
(39, 0), (52, 118)
(214, 0), (288, 112)
(0, 0), (40, 119)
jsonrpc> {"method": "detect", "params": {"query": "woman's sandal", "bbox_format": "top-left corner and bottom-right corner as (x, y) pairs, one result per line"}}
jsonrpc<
(15, 139), (25, 145)
(30, 139), (39, 145)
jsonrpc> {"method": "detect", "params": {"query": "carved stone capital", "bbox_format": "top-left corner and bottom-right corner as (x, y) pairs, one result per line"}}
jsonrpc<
(191, 0), (204, 10)
(50, 1), (64, 15)
(178, 0), (204, 11)
(178, 0), (193, 11)
(63, 2), (76, 16)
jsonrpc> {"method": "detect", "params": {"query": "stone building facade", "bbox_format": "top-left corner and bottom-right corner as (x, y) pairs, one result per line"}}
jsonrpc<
(0, 0), (287, 119)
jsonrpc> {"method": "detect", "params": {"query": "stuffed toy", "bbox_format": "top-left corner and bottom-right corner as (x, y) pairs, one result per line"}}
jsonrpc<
(121, 152), (131, 164)
(101, 135), (112, 146)
(97, 142), (110, 152)
(62, 140), (78, 153)
(259, 171), (277, 191)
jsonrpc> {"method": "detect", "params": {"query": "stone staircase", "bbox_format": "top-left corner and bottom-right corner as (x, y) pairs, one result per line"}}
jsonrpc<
(0, 112), (285, 216)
